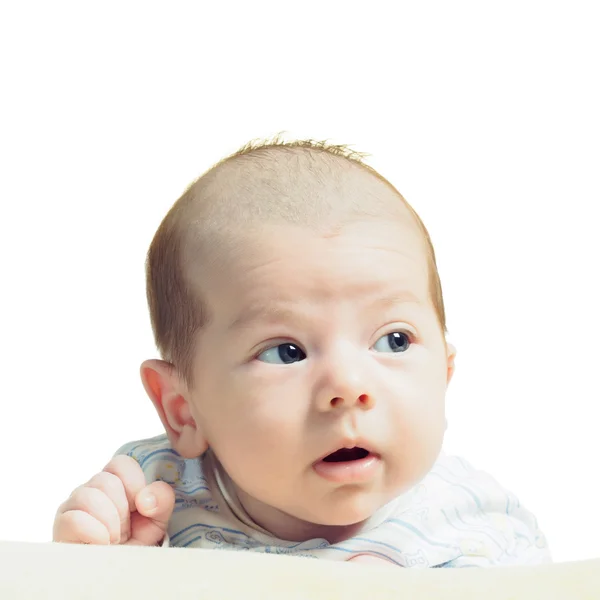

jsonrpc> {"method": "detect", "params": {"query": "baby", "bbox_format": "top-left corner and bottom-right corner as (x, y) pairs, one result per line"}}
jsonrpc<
(53, 138), (551, 568)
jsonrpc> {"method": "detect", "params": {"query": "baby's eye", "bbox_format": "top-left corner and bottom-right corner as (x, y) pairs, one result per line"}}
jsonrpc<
(257, 343), (307, 364)
(372, 332), (411, 353)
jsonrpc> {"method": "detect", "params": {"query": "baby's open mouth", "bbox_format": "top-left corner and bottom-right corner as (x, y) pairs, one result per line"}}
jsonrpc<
(313, 445), (380, 482)
(322, 447), (370, 462)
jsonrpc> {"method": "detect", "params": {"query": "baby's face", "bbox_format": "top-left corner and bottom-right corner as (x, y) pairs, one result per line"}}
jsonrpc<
(185, 217), (452, 537)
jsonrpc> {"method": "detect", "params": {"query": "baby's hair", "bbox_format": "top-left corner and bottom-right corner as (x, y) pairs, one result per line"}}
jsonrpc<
(227, 133), (371, 163)
(146, 137), (446, 386)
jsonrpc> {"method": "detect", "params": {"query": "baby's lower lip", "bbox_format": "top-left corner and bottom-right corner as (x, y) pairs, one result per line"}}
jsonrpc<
(313, 454), (381, 483)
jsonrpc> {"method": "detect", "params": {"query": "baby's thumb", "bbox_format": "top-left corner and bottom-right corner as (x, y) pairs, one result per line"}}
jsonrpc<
(128, 481), (175, 546)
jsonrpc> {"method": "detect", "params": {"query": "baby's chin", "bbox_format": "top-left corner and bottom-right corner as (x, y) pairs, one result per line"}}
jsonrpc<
(280, 504), (383, 544)
(291, 494), (390, 529)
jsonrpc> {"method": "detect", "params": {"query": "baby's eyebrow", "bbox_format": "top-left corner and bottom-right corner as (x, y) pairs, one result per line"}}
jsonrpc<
(228, 291), (421, 331)
(370, 291), (422, 311)
(228, 305), (299, 331)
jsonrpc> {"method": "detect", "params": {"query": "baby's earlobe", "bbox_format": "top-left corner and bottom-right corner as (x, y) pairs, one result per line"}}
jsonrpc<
(446, 343), (457, 384)
(173, 425), (209, 459)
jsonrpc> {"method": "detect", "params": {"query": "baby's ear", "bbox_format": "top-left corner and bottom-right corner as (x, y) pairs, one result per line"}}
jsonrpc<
(140, 359), (208, 458)
(446, 343), (457, 385)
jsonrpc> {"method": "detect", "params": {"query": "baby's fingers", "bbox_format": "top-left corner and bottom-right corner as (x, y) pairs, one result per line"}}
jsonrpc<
(85, 471), (130, 535)
(127, 481), (175, 546)
(53, 509), (111, 545)
(54, 486), (121, 544)
(102, 455), (147, 512)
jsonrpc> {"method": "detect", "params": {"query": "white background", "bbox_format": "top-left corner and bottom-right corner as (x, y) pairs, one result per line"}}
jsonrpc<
(1, 2), (598, 563)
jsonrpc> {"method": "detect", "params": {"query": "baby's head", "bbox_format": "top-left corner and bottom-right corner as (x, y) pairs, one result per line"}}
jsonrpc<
(141, 139), (456, 541)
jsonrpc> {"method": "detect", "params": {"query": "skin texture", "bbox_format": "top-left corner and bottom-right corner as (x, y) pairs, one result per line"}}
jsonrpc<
(144, 218), (455, 544)
(54, 158), (456, 567)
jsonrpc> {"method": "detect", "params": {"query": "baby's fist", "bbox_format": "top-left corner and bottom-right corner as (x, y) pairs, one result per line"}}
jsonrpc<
(53, 454), (175, 546)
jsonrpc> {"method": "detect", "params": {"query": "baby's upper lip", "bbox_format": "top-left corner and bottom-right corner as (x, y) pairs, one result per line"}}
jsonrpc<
(315, 437), (379, 464)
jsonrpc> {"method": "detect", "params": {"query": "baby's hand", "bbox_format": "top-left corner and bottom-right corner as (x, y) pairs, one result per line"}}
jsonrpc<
(53, 455), (175, 546)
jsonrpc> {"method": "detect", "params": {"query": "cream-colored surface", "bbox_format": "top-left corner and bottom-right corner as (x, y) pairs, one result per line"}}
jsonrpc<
(1, 542), (599, 599)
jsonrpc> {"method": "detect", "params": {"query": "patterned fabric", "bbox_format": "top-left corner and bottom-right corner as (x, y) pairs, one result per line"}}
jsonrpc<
(116, 435), (551, 568)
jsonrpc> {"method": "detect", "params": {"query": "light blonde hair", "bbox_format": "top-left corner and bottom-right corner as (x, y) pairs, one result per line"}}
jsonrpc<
(146, 136), (446, 385)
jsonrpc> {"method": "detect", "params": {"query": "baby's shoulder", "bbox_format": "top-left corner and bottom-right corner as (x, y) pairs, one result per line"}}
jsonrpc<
(424, 451), (513, 501)
(114, 434), (206, 488)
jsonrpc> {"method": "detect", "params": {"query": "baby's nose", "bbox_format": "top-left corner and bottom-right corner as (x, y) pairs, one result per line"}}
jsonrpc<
(314, 353), (376, 412)
(313, 340), (376, 412)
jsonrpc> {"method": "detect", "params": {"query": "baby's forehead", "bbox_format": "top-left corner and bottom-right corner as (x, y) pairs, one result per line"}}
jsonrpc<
(179, 147), (429, 287)
(187, 218), (431, 313)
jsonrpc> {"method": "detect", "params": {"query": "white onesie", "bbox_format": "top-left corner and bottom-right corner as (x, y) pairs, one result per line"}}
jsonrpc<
(116, 435), (551, 568)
